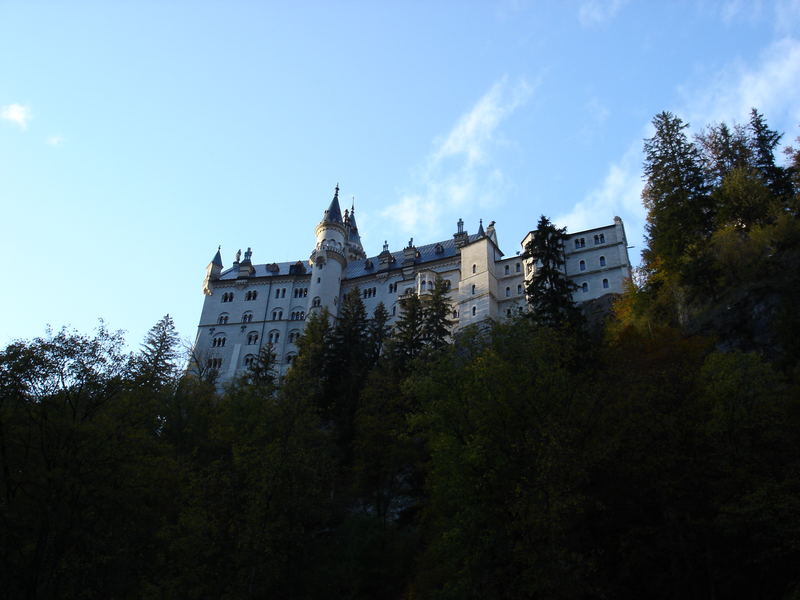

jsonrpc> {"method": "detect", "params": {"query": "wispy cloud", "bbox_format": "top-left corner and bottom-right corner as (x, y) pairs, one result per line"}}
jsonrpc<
(1, 104), (32, 129)
(46, 135), (64, 146)
(562, 34), (800, 268)
(578, 0), (628, 27)
(383, 77), (534, 238)
(681, 37), (800, 128)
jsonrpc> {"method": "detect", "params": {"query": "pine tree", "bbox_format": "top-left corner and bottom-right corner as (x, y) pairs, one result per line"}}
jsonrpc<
(421, 275), (454, 350)
(749, 108), (793, 202)
(387, 292), (425, 371)
(642, 112), (711, 275)
(367, 301), (392, 366)
(136, 314), (180, 389)
(524, 215), (579, 327)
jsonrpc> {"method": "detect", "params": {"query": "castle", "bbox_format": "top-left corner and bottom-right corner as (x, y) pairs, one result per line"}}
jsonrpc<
(194, 185), (632, 382)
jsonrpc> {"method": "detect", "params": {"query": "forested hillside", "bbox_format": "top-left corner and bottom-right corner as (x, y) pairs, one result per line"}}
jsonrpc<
(2, 110), (799, 599)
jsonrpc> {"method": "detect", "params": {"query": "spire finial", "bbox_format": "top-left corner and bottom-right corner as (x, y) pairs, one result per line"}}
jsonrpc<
(334, 183), (339, 199)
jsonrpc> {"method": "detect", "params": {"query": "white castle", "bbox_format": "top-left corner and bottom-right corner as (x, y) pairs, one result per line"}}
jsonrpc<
(194, 185), (632, 382)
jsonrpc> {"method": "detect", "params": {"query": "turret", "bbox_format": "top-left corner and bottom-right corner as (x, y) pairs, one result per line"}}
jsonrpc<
(307, 185), (347, 318)
(202, 246), (223, 295)
(343, 200), (366, 261)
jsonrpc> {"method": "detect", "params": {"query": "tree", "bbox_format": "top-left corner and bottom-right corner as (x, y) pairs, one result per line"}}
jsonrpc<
(135, 314), (181, 389)
(422, 276), (455, 350)
(367, 302), (392, 365)
(642, 112), (711, 275)
(523, 215), (580, 327)
(387, 292), (425, 371)
(749, 108), (793, 202)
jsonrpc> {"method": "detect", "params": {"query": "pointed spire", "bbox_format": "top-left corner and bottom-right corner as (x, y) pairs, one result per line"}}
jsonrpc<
(477, 218), (485, 237)
(323, 183), (343, 224)
(211, 245), (223, 267)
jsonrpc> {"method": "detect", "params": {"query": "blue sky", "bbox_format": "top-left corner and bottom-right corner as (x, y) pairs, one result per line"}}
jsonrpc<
(2, 1), (799, 350)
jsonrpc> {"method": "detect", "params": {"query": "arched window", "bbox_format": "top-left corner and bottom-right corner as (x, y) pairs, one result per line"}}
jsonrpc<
(599, 255), (606, 267)
(242, 311), (253, 323)
(212, 334), (226, 348)
(471, 284), (476, 295)
(222, 292), (234, 303)
(272, 309), (283, 320)
(579, 260), (586, 271)
(472, 264), (476, 274)
(312, 297), (321, 307)
(245, 290), (258, 301)
(599, 233), (605, 243)
(217, 313), (229, 324)
(244, 354), (256, 368)
(582, 282), (588, 293)
(505, 287), (511, 297)
(247, 331), (259, 345)
(286, 353), (297, 365)
(472, 306), (477, 316)
(602, 278), (609, 289)
(268, 330), (280, 344)
(517, 284), (523, 294)
(289, 330), (300, 343)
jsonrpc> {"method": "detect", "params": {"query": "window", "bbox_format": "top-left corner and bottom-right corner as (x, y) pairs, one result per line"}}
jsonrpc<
(312, 297), (321, 307)
(594, 234), (600, 245)
(452, 309), (458, 318)
(222, 292), (234, 303)
(471, 284), (476, 295)
(599, 255), (606, 267)
(206, 357), (222, 369)
(516, 263), (521, 273)
(244, 354), (256, 368)
(212, 335), (226, 348)
(392, 305), (396, 316)
(316, 277), (321, 283)
(472, 306), (477, 316)
(288, 330), (300, 343)
(242, 311), (253, 323)
(517, 284), (523, 294)
(574, 238), (585, 249)
(603, 278), (609, 289)
(247, 331), (259, 345)
(579, 260), (586, 271)
(472, 264), (476, 274)
(217, 314), (229, 324)
(504, 265), (509, 275)
(505, 287), (511, 297)
(599, 233), (605, 243)
(268, 330), (280, 344)
(388, 282), (397, 293)
(291, 310), (305, 321)
(506, 308), (512, 317)
(245, 290), (258, 301)
(286, 353), (296, 365)
(443, 280), (451, 290)
(581, 282), (588, 293)
(275, 289), (280, 299)
(272, 309), (283, 320)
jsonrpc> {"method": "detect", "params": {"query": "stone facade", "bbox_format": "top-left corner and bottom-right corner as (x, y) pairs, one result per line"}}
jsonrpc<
(194, 187), (632, 383)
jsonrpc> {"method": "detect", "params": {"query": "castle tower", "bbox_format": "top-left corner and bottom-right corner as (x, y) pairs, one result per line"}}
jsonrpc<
(343, 200), (366, 261)
(307, 185), (347, 318)
(202, 246), (223, 295)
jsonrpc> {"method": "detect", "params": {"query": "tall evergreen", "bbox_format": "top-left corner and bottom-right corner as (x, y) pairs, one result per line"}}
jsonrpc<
(367, 301), (392, 365)
(748, 108), (793, 201)
(523, 215), (579, 327)
(136, 314), (181, 389)
(642, 112), (711, 275)
(421, 276), (454, 350)
(387, 292), (425, 371)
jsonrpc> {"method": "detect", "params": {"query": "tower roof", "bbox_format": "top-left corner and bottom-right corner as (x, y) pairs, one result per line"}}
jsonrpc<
(211, 246), (223, 267)
(323, 184), (343, 224)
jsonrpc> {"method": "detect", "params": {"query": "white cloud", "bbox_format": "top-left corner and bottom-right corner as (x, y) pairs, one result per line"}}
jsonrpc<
(1, 104), (32, 129)
(578, 0), (628, 26)
(46, 135), (64, 146)
(382, 78), (534, 239)
(555, 139), (646, 252)
(564, 35), (800, 269)
(681, 37), (800, 128)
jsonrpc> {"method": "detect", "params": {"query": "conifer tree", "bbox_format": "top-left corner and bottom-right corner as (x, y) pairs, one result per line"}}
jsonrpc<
(421, 275), (454, 350)
(367, 301), (392, 365)
(524, 215), (579, 327)
(748, 108), (793, 201)
(136, 314), (180, 389)
(387, 292), (425, 371)
(642, 112), (711, 275)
